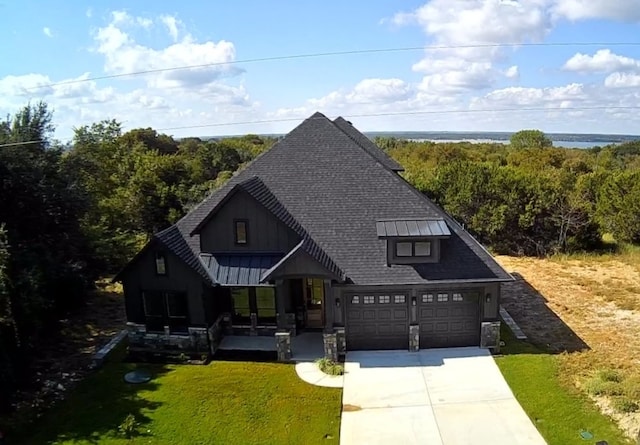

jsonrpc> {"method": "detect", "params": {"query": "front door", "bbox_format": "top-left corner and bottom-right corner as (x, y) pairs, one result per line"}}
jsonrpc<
(304, 278), (325, 329)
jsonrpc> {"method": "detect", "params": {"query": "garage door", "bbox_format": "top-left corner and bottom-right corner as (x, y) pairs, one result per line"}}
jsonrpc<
(345, 293), (409, 350)
(418, 291), (480, 348)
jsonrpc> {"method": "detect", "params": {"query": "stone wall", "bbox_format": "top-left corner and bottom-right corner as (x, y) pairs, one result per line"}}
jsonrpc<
(480, 321), (501, 351)
(275, 331), (291, 361)
(335, 327), (346, 357)
(127, 322), (209, 356)
(409, 325), (419, 351)
(323, 332), (338, 361)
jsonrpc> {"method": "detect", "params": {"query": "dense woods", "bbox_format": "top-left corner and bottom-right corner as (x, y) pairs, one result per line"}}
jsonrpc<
(0, 103), (274, 412)
(1, 101), (640, 411)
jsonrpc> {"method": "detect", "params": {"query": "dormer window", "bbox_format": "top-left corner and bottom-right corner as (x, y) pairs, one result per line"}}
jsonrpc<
(376, 218), (449, 265)
(155, 252), (167, 275)
(234, 220), (248, 245)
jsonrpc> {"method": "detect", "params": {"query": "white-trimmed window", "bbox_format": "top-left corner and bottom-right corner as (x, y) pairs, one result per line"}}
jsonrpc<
(437, 293), (448, 302)
(394, 295), (406, 304)
(351, 295), (360, 304)
(422, 293), (434, 303)
(452, 293), (463, 302)
(379, 295), (390, 304)
(363, 295), (375, 304)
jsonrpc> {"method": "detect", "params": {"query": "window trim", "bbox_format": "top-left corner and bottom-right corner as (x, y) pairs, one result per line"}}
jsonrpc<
(234, 219), (249, 245)
(414, 241), (432, 257)
(395, 241), (413, 257)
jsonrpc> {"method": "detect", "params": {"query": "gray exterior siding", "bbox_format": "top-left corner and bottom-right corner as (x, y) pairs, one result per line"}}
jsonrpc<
(269, 250), (337, 279)
(199, 190), (300, 253)
(122, 245), (207, 326)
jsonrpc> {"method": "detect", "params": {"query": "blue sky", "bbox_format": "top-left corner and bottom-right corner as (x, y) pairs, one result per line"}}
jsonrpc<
(2, 0), (640, 139)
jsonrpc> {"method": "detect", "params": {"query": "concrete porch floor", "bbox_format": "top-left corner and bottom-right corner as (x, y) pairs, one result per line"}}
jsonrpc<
(217, 332), (324, 362)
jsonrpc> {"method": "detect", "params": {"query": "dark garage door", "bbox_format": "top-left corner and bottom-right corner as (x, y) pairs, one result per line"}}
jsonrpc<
(345, 293), (409, 350)
(419, 291), (480, 348)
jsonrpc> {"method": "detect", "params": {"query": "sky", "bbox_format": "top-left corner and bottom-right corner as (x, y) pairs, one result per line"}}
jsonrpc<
(2, 0), (640, 140)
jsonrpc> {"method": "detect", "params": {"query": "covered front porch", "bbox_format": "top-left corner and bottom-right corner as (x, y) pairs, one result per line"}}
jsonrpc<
(217, 331), (326, 362)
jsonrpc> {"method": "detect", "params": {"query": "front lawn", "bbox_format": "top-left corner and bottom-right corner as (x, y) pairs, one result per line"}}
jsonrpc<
(495, 327), (632, 445)
(10, 352), (342, 445)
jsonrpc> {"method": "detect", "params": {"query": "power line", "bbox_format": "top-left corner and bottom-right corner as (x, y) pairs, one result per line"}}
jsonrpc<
(22, 41), (640, 92)
(2, 105), (639, 148)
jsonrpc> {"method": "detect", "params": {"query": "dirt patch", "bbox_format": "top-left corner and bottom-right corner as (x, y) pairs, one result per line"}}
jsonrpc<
(342, 404), (362, 412)
(497, 255), (640, 440)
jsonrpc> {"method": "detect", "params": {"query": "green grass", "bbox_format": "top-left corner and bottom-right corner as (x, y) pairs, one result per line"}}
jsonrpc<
(9, 352), (342, 445)
(495, 327), (633, 445)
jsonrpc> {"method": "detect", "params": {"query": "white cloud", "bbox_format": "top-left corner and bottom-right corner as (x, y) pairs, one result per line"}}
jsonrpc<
(43, 27), (53, 38)
(388, 0), (552, 93)
(160, 15), (180, 42)
(564, 49), (640, 73)
(604, 72), (640, 88)
(93, 11), (242, 90)
(552, 0), (640, 22)
(505, 65), (519, 79)
(86, 8), (93, 18)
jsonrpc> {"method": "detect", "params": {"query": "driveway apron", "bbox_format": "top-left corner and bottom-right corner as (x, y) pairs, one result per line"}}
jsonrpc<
(340, 348), (546, 445)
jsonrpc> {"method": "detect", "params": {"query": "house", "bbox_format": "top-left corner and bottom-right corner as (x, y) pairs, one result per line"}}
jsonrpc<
(114, 112), (513, 360)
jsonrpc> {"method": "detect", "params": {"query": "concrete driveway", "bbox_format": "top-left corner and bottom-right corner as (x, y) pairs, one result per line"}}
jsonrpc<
(340, 348), (546, 445)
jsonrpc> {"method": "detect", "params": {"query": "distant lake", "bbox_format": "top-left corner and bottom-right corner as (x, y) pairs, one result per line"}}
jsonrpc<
(408, 138), (615, 149)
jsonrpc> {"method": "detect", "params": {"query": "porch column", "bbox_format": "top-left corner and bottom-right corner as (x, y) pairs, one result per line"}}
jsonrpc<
(323, 279), (334, 329)
(275, 279), (287, 331)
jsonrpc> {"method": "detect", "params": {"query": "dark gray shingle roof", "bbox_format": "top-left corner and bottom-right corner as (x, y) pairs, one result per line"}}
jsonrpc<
(159, 112), (511, 285)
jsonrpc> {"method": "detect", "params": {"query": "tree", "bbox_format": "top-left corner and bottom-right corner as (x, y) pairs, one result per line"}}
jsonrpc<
(510, 129), (553, 150)
(596, 171), (640, 243)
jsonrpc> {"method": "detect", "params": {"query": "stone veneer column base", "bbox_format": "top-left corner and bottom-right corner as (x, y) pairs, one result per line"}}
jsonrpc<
(480, 321), (501, 352)
(275, 331), (291, 361)
(323, 332), (338, 362)
(335, 327), (346, 357)
(409, 325), (419, 351)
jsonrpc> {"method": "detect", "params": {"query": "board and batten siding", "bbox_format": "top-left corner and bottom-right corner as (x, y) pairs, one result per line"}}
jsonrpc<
(122, 246), (207, 326)
(199, 190), (300, 253)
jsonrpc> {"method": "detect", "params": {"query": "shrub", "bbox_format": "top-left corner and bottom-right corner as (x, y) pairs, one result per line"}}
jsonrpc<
(612, 397), (639, 413)
(118, 413), (138, 438)
(316, 358), (344, 376)
(596, 369), (623, 383)
(622, 375), (640, 400)
(584, 378), (623, 396)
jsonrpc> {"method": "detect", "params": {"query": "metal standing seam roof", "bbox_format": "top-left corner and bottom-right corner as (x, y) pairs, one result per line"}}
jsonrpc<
(376, 219), (451, 238)
(198, 253), (284, 286)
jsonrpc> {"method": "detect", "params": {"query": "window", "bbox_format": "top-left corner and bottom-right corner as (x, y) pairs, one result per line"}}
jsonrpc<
(234, 220), (248, 245)
(256, 287), (276, 324)
(396, 242), (413, 257)
(363, 295), (375, 304)
(142, 291), (188, 333)
(231, 287), (277, 326)
(414, 241), (431, 257)
(378, 295), (390, 304)
(166, 292), (188, 333)
(351, 295), (360, 304)
(437, 293), (448, 302)
(422, 294), (434, 303)
(231, 288), (251, 324)
(306, 278), (324, 308)
(155, 252), (167, 275)
(394, 295), (406, 304)
(452, 293), (463, 302)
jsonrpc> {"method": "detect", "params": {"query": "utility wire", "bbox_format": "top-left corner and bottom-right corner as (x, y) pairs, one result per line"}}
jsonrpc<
(2, 105), (640, 148)
(21, 41), (640, 91)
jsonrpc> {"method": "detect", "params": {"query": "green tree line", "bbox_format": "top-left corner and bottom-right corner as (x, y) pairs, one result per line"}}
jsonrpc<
(380, 132), (640, 255)
(0, 103), (274, 411)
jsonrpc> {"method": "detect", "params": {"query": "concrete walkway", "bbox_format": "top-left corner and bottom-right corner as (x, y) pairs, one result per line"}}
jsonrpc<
(340, 348), (546, 445)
